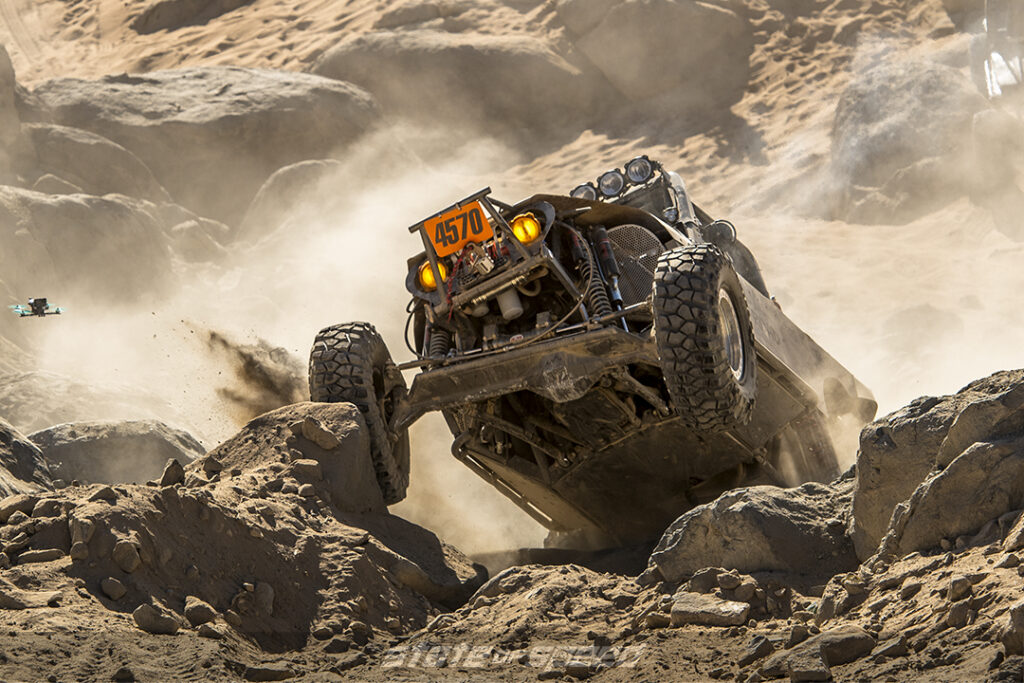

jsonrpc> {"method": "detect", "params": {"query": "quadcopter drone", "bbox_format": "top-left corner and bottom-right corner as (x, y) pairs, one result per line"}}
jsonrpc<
(9, 298), (63, 318)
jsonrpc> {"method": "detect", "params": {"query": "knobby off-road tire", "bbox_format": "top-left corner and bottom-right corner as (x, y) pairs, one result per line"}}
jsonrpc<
(309, 322), (410, 504)
(653, 244), (757, 432)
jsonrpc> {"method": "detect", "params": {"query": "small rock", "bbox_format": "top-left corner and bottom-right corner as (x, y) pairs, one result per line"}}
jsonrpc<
(7, 511), (29, 525)
(112, 666), (135, 681)
(88, 486), (117, 502)
(159, 459), (185, 486)
(312, 625), (333, 640)
(132, 603), (180, 635)
(52, 479), (67, 489)
(949, 575), (972, 602)
(5, 532), (30, 554)
(940, 538), (953, 551)
(872, 635), (909, 660)
(202, 455), (224, 475)
(349, 620), (372, 646)
(18, 548), (65, 564)
(113, 541), (141, 573)
(899, 580), (923, 600)
(565, 660), (593, 679)
(841, 576), (867, 595)
(947, 601), (970, 628)
(69, 542), (89, 561)
(791, 611), (814, 623)
(281, 482), (299, 495)
(788, 624), (810, 648)
(786, 648), (831, 681)
(718, 571), (742, 590)
(198, 623), (224, 639)
(289, 459), (322, 481)
(101, 577), (127, 600)
(31, 499), (62, 518)
(0, 553), (10, 569)
(687, 567), (722, 594)
(0, 494), (39, 522)
(671, 591), (750, 627)
(643, 611), (671, 629)
(242, 663), (293, 681)
(997, 554), (1021, 569)
(738, 634), (773, 666)
(324, 636), (351, 653)
(734, 580), (757, 603)
(184, 596), (217, 626)
(385, 617), (401, 633)
(69, 517), (95, 544)
(297, 484), (315, 498)
(224, 610), (242, 627)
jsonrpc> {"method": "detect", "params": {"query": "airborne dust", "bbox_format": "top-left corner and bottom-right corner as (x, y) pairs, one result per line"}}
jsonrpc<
(9, 39), (1024, 553)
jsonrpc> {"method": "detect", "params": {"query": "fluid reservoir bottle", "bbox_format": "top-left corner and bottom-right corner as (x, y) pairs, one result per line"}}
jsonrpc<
(496, 288), (524, 320)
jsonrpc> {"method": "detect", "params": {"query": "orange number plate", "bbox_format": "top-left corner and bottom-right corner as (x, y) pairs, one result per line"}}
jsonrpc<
(424, 201), (494, 257)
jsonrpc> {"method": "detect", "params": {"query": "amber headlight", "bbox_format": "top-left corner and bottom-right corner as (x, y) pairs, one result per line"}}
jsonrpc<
(417, 260), (447, 292)
(511, 212), (543, 244)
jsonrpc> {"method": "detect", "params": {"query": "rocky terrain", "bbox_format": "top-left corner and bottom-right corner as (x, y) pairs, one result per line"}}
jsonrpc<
(0, 0), (1023, 679)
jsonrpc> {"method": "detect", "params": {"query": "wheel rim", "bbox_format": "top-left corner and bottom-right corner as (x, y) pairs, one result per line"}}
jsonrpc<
(718, 287), (745, 381)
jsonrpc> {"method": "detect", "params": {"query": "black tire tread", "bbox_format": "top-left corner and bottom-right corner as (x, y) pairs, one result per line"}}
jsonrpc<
(308, 322), (409, 504)
(653, 244), (756, 431)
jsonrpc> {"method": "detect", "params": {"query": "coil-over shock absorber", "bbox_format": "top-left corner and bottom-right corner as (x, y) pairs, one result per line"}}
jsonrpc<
(572, 234), (612, 317)
(427, 327), (451, 359)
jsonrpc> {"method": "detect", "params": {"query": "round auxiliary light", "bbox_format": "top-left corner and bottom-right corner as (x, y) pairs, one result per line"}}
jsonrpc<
(511, 212), (543, 244)
(417, 260), (448, 292)
(597, 170), (626, 197)
(626, 156), (654, 184)
(570, 183), (598, 201)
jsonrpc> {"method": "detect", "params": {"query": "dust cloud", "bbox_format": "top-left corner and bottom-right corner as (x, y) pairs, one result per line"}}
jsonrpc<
(19, 124), (548, 552)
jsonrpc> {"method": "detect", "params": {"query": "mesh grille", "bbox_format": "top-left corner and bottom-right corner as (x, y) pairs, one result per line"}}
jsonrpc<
(607, 224), (664, 306)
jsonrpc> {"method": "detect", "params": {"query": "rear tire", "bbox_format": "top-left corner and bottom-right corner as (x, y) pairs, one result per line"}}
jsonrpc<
(309, 322), (410, 504)
(653, 244), (757, 432)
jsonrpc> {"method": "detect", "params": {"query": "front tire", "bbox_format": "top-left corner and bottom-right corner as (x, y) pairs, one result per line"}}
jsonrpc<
(653, 244), (757, 432)
(309, 322), (410, 504)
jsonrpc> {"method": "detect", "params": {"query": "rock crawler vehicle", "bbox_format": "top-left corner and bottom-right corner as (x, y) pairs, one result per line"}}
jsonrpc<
(309, 157), (877, 548)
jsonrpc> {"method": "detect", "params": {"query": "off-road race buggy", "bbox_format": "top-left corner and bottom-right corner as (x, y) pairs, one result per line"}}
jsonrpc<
(309, 158), (876, 548)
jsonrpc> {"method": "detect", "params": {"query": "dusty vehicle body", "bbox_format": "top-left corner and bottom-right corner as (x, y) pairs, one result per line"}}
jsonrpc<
(309, 158), (876, 547)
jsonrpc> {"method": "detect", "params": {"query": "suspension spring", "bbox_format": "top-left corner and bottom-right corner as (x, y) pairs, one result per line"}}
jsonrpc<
(581, 249), (612, 317)
(427, 327), (452, 359)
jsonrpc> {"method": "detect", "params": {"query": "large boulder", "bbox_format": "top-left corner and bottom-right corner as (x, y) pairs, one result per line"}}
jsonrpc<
(29, 420), (204, 485)
(235, 159), (343, 244)
(852, 370), (1024, 559)
(829, 58), (988, 224)
(29, 68), (378, 226)
(311, 30), (603, 142)
(0, 418), (51, 496)
(648, 477), (859, 583)
(22, 123), (170, 202)
(0, 186), (174, 301)
(206, 402), (385, 514)
(566, 0), (753, 106)
(876, 435), (1024, 558)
